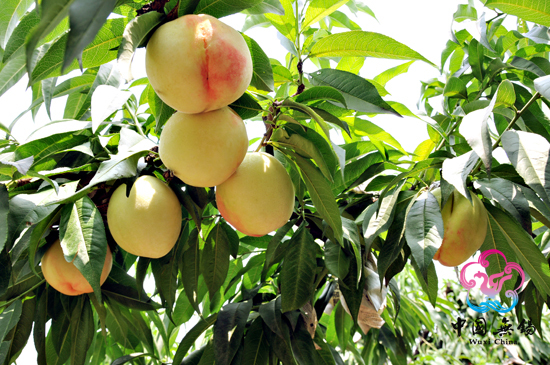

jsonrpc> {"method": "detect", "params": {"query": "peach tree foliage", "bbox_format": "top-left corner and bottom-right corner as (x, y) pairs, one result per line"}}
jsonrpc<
(1, 0), (550, 364)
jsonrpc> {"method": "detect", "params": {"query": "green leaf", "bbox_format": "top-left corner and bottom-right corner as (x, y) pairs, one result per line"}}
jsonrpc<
(410, 257), (438, 306)
(290, 317), (322, 365)
(352, 118), (407, 155)
(46, 309), (72, 365)
(243, 34), (274, 92)
(3, 9), (39, 63)
(91, 85), (132, 132)
(312, 326), (337, 365)
(229, 92), (263, 120)
(112, 353), (154, 365)
(117, 11), (164, 82)
(59, 196), (108, 302)
(182, 228), (201, 314)
(336, 56), (364, 74)
(496, 79), (516, 107)
(302, 0), (349, 29)
(474, 178), (531, 234)
(104, 301), (139, 349)
(280, 223), (317, 312)
(329, 10), (361, 31)
(378, 208), (407, 285)
(102, 267), (161, 311)
(363, 183), (403, 250)
(501, 130), (550, 209)
(486, 204), (550, 299)
(405, 191), (443, 282)
(443, 77), (467, 99)
(28, 206), (62, 276)
(339, 255), (364, 322)
(31, 18), (126, 84)
(25, 0), (75, 75)
(265, 0), (295, 41)
(333, 302), (352, 354)
(291, 152), (343, 245)
(480, 211), (519, 306)
(309, 69), (399, 116)
(261, 219), (295, 282)
(259, 297), (286, 339)
(373, 61), (414, 87)
(453, 4), (477, 22)
(295, 86), (346, 106)
(18, 74), (95, 121)
(213, 300), (253, 364)
(201, 223), (231, 298)
(0, 0), (33, 48)
(173, 313), (218, 365)
(0, 185), (8, 251)
(309, 31), (435, 66)
(3, 296), (36, 364)
(242, 317), (269, 365)
(485, 0), (550, 27)
(441, 150), (478, 201)
(468, 38), (484, 81)
(13, 130), (89, 173)
(271, 125), (337, 183)
(311, 107), (350, 137)
(7, 182), (77, 248)
(33, 289), (48, 365)
(324, 240), (349, 279)
(69, 298), (94, 365)
(246, 0), (284, 15)
(0, 49), (26, 99)
(63, 0), (117, 71)
(151, 248), (179, 314)
(147, 85), (175, 135)
(0, 300), (22, 343)
(194, 0), (264, 18)
(459, 98), (495, 178)
(42, 77), (57, 119)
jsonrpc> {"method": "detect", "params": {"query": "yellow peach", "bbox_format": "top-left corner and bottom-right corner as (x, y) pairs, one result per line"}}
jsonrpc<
(145, 14), (253, 114)
(433, 189), (488, 267)
(107, 175), (182, 258)
(216, 152), (294, 237)
(159, 106), (248, 187)
(41, 240), (112, 296)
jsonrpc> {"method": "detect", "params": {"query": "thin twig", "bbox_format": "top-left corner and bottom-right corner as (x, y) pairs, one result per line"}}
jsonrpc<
(471, 92), (541, 174)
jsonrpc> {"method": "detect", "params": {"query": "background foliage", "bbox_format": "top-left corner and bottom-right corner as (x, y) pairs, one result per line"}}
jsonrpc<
(2, 0), (550, 364)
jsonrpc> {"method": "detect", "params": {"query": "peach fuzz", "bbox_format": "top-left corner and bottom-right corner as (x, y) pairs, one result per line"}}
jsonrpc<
(159, 106), (248, 187)
(107, 175), (182, 258)
(41, 240), (112, 296)
(433, 189), (488, 267)
(216, 152), (295, 237)
(145, 14), (253, 114)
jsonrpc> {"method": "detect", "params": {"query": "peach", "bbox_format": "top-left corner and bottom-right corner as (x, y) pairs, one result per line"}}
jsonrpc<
(433, 189), (488, 267)
(41, 239), (112, 296)
(145, 14), (253, 114)
(107, 175), (182, 258)
(216, 152), (295, 237)
(159, 106), (248, 187)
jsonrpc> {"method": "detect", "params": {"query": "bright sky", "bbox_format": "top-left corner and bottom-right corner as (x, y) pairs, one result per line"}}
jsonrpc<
(7, 0), (497, 362)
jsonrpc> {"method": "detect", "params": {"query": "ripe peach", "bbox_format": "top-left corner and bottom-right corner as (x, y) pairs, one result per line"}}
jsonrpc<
(216, 152), (295, 237)
(145, 14), (253, 114)
(433, 189), (488, 267)
(41, 240), (112, 296)
(159, 106), (248, 187)
(107, 175), (182, 258)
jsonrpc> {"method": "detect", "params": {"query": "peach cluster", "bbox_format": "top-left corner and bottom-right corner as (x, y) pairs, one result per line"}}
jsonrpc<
(42, 14), (295, 297)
